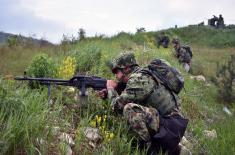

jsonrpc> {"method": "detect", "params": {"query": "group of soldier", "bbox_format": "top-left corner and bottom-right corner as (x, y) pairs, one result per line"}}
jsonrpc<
(157, 32), (193, 72)
(98, 33), (193, 154)
(208, 14), (225, 28)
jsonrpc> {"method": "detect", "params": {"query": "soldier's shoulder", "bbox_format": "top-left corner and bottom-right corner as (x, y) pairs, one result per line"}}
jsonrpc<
(129, 70), (152, 82)
(129, 72), (146, 79)
(127, 71), (155, 90)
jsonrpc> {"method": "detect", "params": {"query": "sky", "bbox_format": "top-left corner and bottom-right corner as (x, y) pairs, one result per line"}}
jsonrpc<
(1, 0), (235, 43)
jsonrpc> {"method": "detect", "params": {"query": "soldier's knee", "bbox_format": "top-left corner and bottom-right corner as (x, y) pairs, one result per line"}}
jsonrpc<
(123, 103), (136, 112)
(123, 103), (138, 117)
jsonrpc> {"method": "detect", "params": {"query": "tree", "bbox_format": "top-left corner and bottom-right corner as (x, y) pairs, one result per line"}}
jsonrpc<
(136, 27), (146, 33)
(7, 35), (20, 47)
(78, 28), (86, 41)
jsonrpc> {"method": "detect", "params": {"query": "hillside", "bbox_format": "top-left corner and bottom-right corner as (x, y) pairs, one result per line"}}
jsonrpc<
(0, 25), (235, 154)
(165, 25), (235, 47)
(0, 31), (53, 46)
(0, 32), (12, 44)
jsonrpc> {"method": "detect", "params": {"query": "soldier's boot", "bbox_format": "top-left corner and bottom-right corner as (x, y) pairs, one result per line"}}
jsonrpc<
(167, 144), (192, 155)
(168, 145), (181, 155)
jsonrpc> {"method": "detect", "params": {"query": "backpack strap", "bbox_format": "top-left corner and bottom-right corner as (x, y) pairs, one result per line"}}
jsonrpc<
(139, 68), (162, 86)
(169, 91), (180, 109)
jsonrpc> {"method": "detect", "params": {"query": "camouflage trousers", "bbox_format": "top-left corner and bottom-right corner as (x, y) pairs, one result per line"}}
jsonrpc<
(123, 103), (160, 142)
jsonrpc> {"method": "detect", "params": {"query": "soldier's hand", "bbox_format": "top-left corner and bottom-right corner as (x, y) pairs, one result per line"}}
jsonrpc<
(107, 80), (117, 89)
(97, 89), (108, 99)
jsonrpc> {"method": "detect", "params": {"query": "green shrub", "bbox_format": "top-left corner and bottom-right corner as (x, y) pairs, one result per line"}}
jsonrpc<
(74, 45), (102, 73)
(132, 33), (146, 45)
(214, 54), (235, 105)
(26, 54), (57, 77)
(114, 32), (132, 40)
(7, 35), (20, 47)
(111, 32), (136, 50)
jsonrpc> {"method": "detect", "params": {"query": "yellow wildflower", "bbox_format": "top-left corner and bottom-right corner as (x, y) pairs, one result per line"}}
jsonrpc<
(58, 56), (76, 79)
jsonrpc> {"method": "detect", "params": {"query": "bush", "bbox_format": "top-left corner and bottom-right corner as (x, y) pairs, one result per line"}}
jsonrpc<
(74, 45), (102, 73)
(26, 54), (57, 77)
(214, 54), (235, 105)
(132, 33), (146, 45)
(7, 35), (20, 47)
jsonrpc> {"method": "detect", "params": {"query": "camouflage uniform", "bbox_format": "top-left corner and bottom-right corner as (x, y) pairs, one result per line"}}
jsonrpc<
(157, 33), (170, 48)
(172, 39), (192, 72)
(217, 14), (225, 28)
(108, 53), (181, 143)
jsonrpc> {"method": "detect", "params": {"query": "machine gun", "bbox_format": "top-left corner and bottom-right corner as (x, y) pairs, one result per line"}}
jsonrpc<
(14, 75), (126, 100)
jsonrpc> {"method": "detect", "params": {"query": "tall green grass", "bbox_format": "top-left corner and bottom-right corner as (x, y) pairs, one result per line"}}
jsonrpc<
(0, 80), (49, 154)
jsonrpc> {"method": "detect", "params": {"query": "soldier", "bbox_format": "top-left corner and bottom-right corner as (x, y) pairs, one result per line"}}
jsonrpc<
(208, 15), (218, 27)
(172, 39), (192, 72)
(217, 14), (225, 28)
(157, 32), (170, 48)
(99, 52), (188, 155)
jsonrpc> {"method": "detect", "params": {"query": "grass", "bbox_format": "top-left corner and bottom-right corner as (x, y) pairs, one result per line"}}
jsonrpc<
(0, 26), (235, 154)
(0, 80), (50, 154)
(0, 45), (59, 76)
(191, 45), (235, 78)
(167, 25), (235, 48)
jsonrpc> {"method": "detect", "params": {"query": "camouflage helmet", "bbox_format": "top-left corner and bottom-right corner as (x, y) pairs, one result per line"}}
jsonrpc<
(112, 52), (137, 73)
(172, 38), (180, 44)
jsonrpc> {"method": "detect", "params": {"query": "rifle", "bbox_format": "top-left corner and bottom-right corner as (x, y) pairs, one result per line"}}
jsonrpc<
(14, 75), (126, 100)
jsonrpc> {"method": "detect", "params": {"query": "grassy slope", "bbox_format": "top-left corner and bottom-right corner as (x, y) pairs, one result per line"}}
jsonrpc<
(0, 45), (59, 75)
(0, 26), (235, 154)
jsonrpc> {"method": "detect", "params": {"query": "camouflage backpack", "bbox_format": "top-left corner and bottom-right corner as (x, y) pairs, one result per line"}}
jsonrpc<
(142, 59), (184, 94)
(182, 45), (193, 58)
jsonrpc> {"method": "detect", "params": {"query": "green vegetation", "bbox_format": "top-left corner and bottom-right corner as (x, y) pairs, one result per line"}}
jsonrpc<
(0, 26), (235, 154)
(0, 44), (58, 75)
(213, 54), (235, 105)
(26, 54), (57, 78)
(167, 25), (235, 47)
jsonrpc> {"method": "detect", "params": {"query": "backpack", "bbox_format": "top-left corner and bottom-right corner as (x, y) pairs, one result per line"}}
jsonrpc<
(142, 59), (184, 94)
(182, 45), (193, 58)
